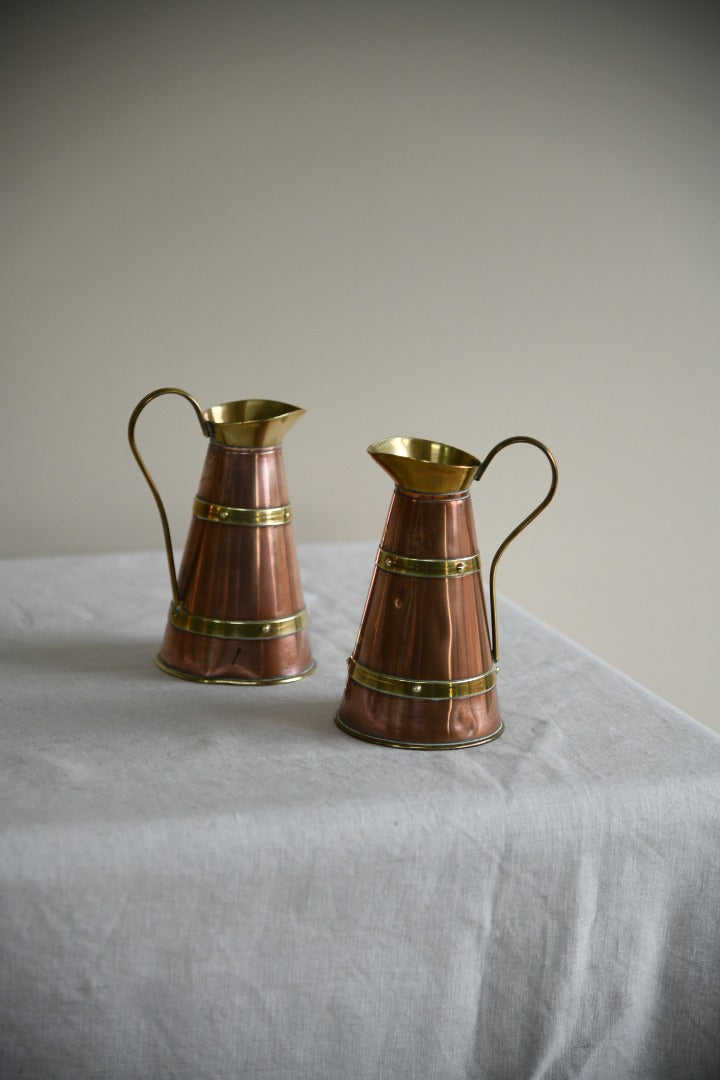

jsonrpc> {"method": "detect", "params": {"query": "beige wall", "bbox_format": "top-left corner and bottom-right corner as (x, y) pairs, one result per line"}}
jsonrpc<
(2, 3), (718, 734)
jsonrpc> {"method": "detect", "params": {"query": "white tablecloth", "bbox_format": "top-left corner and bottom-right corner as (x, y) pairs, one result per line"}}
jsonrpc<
(1, 545), (718, 1079)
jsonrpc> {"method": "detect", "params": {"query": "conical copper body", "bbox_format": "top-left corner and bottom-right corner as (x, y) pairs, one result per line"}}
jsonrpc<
(158, 442), (314, 684)
(335, 438), (502, 749)
(130, 391), (314, 685)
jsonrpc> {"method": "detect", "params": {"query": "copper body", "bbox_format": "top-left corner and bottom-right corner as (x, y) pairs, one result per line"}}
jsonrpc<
(336, 489), (501, 747)
(159, 443), (313, 682)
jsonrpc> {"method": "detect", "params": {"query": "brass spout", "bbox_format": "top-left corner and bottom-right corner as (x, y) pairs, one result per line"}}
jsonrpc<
(368, 436), (481, 494)
(204, 399), (305, 448)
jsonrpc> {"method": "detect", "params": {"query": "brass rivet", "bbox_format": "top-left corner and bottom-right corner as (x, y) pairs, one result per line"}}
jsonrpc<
(412, 684), (422, 694)
(261, 624), (272, 634)
(284, 509), (291, 521)
(219, 509), (229, 519)
(455, 562), (465, 573)
(386, 557), (394, 567)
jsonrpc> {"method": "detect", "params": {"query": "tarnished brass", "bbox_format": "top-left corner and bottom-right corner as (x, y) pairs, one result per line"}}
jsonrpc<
(376, 547), (481, 578)
(128, 388), (208, 607)
(193, 497), (292, 527)
(128, 387), (314, 685)
(479, 436), (558, 665)
(335, 433), (557, 748)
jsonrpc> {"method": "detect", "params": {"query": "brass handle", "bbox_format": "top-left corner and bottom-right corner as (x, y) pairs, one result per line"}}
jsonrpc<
(475, 436), (558, 665)
(128, 387), (208, 607)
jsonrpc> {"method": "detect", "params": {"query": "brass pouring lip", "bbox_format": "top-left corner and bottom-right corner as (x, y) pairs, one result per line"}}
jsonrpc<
(203, 398), (305, 426)
(367, 436), (480, 494)
(367, 436), (480, 469)
(203, 399), (306, 448)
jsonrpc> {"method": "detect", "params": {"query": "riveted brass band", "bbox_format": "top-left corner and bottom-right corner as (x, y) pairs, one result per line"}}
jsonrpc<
(376, 547), (481, 578)
(193, 497), (292, 526)
(347, 657), (497, 700)
(169, 604), (307, 640)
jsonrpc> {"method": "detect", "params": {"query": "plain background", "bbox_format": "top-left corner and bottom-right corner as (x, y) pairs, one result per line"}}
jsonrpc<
(1, 1), (718, 735)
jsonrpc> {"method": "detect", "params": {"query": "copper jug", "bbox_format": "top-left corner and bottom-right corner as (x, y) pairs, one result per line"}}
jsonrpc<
(335, 436), (557, 748)
(128, 387), (315, 684)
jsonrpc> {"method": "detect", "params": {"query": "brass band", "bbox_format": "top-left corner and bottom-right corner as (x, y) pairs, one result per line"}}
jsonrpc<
(193, 496), (292, 527)
(376, 547), (480, 578)
(347, 657), (497, 700)
(169, 604), (307, 640)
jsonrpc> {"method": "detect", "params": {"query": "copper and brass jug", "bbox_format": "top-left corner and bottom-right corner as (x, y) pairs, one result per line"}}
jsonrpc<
(335, 436), (557, 748)
(128, 388), (315, 684)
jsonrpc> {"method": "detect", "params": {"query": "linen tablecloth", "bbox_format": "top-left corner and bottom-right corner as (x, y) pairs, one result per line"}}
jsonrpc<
(1, 545), (718, 1079)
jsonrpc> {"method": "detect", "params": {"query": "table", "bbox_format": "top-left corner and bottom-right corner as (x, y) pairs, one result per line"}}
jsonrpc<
(1, 546), (718, 1079)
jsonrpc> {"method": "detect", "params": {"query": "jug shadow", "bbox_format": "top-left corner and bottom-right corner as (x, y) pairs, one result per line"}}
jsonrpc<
(2, 636), (340, 742)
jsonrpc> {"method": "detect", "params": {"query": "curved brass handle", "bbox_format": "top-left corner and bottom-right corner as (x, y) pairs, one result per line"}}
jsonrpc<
(128, 387), (208, 607)
(475, 436), (558, 665)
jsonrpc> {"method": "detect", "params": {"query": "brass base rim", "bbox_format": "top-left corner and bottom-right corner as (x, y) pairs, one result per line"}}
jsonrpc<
(155, 656), (317, 685)
(334, 713), (504, 750)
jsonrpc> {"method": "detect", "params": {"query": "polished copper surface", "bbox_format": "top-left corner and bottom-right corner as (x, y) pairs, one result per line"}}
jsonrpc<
(354, 490), (493, 678)
(336, 487), (499, 746)
(157, 443), (312, 682)
(159, 622), (313, 683)
(173, 444), (305, 619)
(336, 682), (502, 747)
(129, 389), (314, 684)
(380, 488), (478, 559)
(354, 503), (492, 680)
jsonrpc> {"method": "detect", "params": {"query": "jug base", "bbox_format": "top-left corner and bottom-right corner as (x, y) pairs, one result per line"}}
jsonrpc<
(155, 656), (317, 685)
(334, 713), (504, 750)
